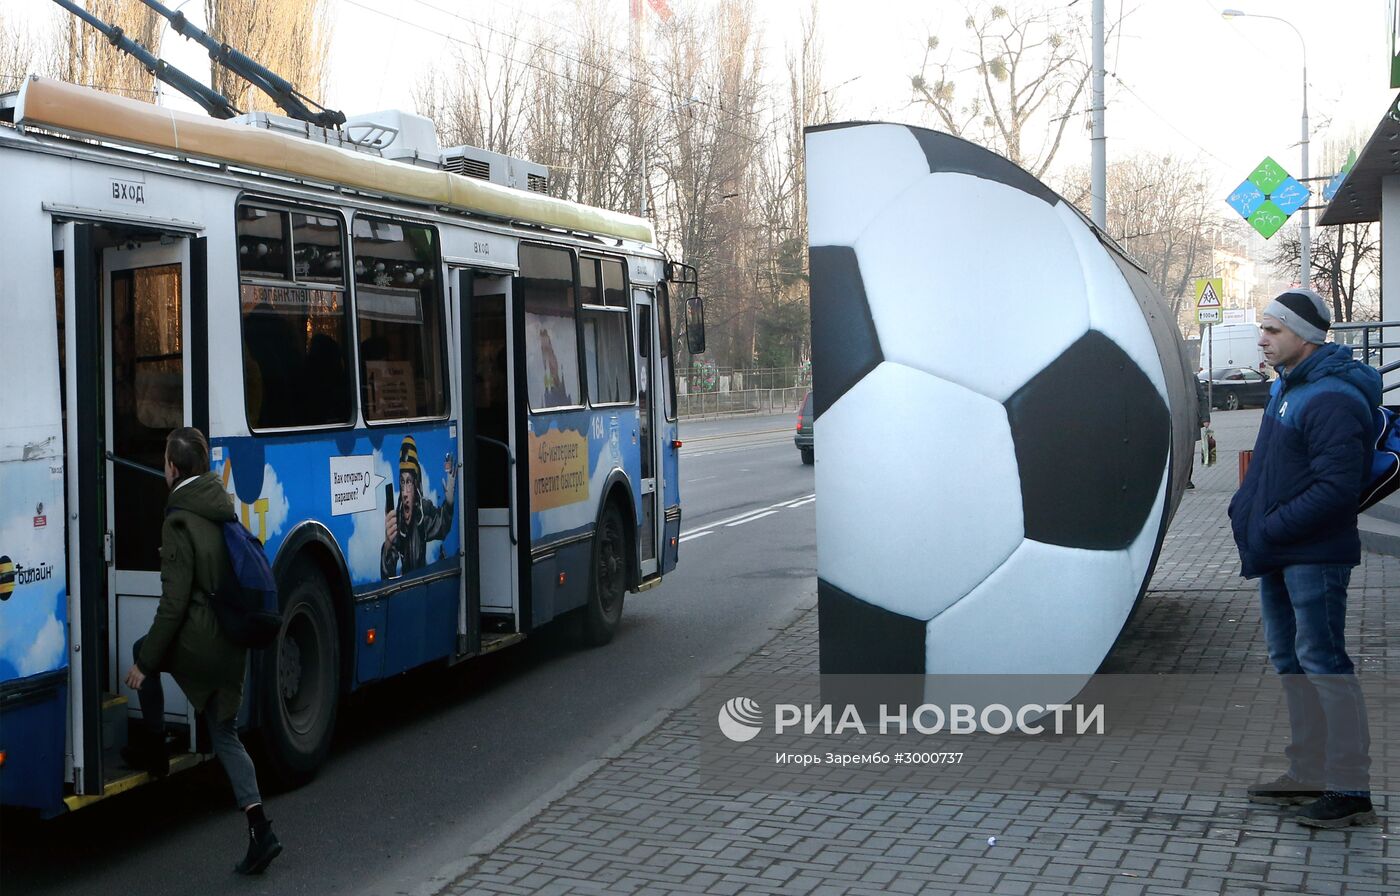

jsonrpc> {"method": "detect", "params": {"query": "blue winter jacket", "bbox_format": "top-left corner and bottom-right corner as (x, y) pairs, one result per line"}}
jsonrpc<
(1228, 342), (1381, 578)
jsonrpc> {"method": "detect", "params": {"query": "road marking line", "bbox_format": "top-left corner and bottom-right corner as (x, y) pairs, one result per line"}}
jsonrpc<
(726, 510), (778, 527)
(678, 531), (712, 543)
(678, 492), (814, 539)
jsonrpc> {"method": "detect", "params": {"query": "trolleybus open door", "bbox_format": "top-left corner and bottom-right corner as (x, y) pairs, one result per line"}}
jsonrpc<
(463, 270), (522, 635)
(102, 238), (200, 740)
(55, 221), (202, 801)
(634, 288), (663, 579)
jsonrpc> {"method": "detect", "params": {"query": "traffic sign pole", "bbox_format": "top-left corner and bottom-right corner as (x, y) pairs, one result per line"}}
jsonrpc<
(1206, 323), (1213, 429)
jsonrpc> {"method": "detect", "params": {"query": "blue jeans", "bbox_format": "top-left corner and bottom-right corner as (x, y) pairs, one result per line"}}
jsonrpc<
(1258, 564), (1370, 795)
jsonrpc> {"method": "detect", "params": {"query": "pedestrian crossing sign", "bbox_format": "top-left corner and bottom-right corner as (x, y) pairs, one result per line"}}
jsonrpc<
(1195, 278), (1222, 309)
(1195, 278), (1223, 325)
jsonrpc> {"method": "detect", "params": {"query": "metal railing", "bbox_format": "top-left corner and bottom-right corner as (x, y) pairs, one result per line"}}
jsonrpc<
(678, 365), (810, 396)
(676, 365), (811, 418)
(1331, 320), (1400, 394)
(676, 386), (807, 419)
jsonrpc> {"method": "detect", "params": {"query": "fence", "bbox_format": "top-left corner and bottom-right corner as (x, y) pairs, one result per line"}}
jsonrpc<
(676, 385), (808, 419)
(1331, 320), (1400, 394)
(676, 365), (811, 418)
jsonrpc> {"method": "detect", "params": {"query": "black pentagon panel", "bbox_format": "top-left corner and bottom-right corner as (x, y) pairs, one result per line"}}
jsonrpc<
(906, 126), (1057, 206)
(818, 578), (927, 674)
(810, 245), (882, 419)
(1005, 330), (1170, 551)
(804, 121), (882, 135)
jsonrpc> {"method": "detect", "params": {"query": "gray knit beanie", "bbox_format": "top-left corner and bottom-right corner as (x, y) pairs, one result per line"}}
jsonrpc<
(1262, 288), (1331, 345)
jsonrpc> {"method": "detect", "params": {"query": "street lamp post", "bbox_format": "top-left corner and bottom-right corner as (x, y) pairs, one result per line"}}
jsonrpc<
(1222, 9), (1310, 287)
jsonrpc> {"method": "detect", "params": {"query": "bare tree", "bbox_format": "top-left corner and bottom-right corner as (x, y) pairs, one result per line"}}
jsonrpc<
(1063, 152), (1221, 319)
(526, 2), (638, 210)
(203, 0), (333, 113)
(55, 0), (163, 101)
(0, 8), (36, 93)
(649, 0), (767, 367)
(750, 3), (834, 368)
(1269, 220), (1379, 323)
(415, 15), (532, 157)
(910, 3), (1093, 178)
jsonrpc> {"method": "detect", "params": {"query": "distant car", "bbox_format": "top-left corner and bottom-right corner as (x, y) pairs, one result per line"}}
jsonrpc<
(795, 391), (814, 464)
(1198, 366), (1273, 411)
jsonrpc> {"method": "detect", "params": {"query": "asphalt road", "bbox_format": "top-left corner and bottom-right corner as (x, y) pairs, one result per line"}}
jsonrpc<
(2, 411), (816, 896)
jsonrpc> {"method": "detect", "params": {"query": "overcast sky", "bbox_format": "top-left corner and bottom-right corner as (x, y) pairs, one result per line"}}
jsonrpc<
(12, 0), (1394, 196)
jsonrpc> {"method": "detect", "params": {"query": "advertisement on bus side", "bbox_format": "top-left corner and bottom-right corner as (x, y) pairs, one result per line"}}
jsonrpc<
(0, 457), (68, 683)
(213, 425), (461, 590)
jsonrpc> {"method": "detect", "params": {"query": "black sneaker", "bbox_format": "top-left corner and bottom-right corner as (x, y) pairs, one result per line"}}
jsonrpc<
(1247, 773), (1322, 806)
(234, 822), (283, 875)
(1295, 792), (1378, 829)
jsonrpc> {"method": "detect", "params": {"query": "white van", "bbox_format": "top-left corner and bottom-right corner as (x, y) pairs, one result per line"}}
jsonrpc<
(1201, 323), (1265, 372)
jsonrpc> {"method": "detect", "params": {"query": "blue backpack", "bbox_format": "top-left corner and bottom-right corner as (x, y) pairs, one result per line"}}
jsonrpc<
(210, 521), (282, 649)
(1361, 406), (1400, 511)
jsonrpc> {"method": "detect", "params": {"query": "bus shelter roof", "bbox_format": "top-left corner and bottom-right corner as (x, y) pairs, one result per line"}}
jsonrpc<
(1319, 92), (1400, 226)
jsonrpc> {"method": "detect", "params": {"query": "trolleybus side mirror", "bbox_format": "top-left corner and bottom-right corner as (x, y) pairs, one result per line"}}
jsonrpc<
(666, 260), (698, 285)
(685, 296), (706, 355)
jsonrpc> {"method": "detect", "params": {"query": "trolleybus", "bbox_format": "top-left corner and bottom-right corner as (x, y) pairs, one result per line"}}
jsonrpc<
(0, 74), (703, 817)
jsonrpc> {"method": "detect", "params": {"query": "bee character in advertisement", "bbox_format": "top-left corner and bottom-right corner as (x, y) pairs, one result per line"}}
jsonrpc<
(382, 435), (456, 578)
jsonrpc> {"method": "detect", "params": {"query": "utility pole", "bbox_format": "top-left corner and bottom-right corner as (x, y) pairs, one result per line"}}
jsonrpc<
(1090, 0), (1106, 228)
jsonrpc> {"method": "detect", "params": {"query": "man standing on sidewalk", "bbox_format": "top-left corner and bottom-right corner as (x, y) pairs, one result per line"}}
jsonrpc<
(1228, 288), (1381, 828)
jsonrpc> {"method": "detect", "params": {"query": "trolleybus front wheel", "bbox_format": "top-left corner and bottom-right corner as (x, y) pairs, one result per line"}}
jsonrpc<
(582, 503), (627, 646)
(257, 559), (340, 787)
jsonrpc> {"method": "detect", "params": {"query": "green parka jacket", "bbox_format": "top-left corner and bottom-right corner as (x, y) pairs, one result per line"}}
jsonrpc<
(135, 472), (247, 721)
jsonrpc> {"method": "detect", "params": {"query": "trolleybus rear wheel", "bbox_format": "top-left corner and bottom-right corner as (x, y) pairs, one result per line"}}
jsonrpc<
(582, 503), (627, 646)
(258, 559), (340, 786)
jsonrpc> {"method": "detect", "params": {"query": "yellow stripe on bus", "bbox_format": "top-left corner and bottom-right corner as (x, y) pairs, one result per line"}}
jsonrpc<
(62, 752), (210, 812)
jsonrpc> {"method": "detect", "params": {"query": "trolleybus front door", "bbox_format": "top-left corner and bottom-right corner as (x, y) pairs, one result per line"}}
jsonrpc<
(102, 241), (197, 737)
(470, 275), (521, 628)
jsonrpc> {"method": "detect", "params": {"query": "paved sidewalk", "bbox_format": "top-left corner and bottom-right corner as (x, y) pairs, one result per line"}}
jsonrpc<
(437, 410), (1399, 896)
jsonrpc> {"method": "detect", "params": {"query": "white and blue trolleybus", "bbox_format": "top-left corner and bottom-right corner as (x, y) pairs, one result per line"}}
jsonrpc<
(0, 75), (703, 817)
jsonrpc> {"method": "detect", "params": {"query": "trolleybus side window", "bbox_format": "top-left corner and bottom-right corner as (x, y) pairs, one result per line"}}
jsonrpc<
(520, 244), (582, 411)
(352, 216), (448, 421)
(237, 202), (354, 430)
(580, 256), (634, 406)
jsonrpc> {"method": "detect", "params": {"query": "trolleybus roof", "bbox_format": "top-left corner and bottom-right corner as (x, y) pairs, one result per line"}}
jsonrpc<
(14, 77), (655, 245)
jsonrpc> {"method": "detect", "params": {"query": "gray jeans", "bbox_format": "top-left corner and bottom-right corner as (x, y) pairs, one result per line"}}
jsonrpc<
(208, 712), (262, 809)
(131, 637), (262, 808)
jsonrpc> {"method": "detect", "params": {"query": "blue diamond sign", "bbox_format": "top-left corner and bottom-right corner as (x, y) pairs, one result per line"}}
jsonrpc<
(1227, 181), (1265, 218)
(1226, 156), (1310, 239)
(1322, 149), (1358, 203)
(1271, 177), (1309, 215)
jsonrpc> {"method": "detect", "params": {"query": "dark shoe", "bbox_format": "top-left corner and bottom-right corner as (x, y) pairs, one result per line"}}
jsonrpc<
(1247, 773), (1321, 806)
(120, 729), (169, 779)
(234, 822), (283, 875)
(1295, 792), (1378, 829)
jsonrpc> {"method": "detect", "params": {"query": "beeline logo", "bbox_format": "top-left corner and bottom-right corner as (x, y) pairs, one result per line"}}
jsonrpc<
(717, 697), (763, 742)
